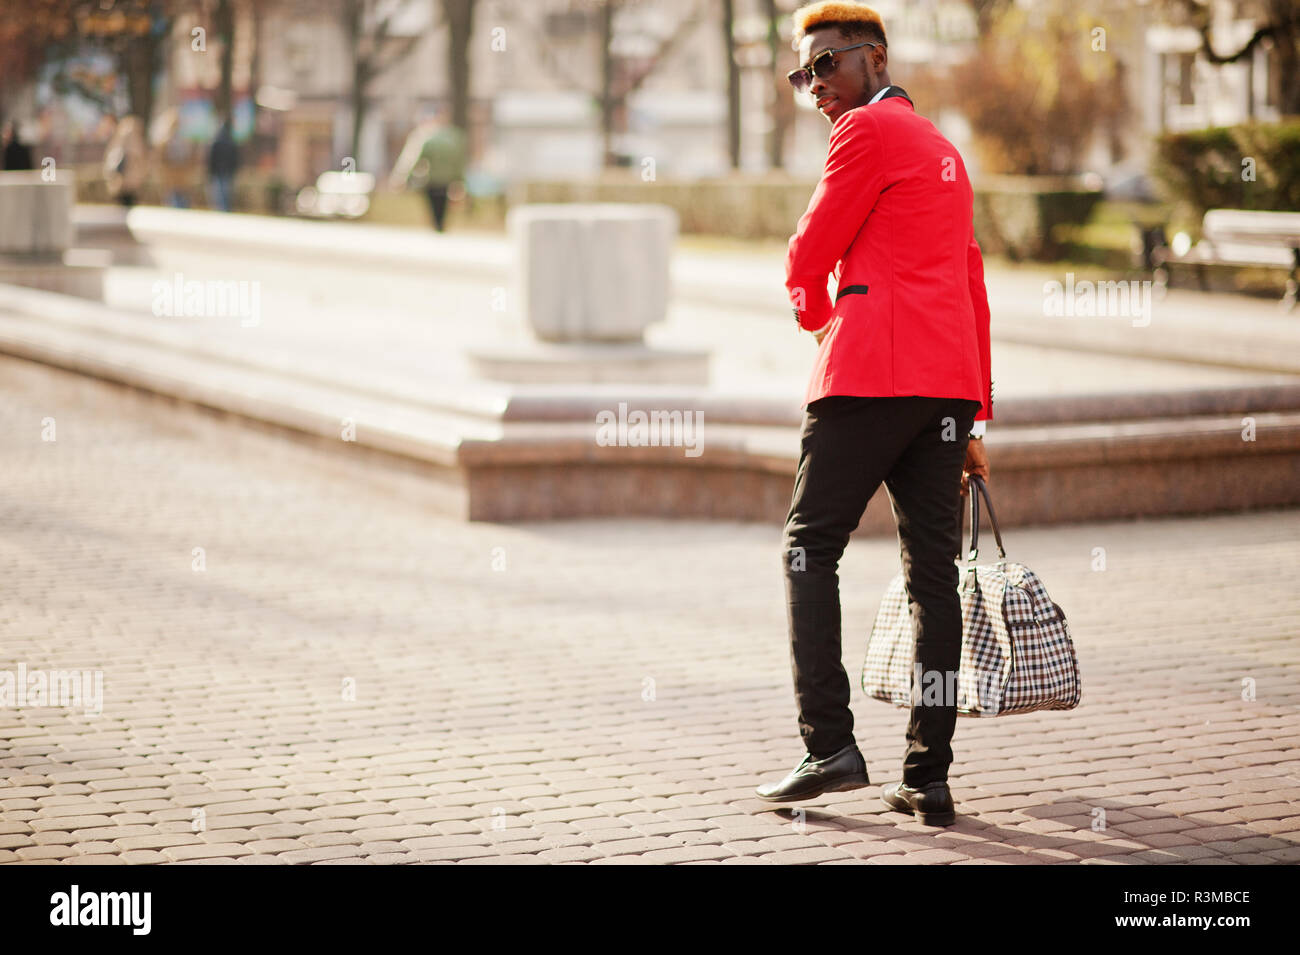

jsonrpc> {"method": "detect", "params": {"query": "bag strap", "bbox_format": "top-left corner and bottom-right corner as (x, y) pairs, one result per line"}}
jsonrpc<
(965, 474), (1007, 572)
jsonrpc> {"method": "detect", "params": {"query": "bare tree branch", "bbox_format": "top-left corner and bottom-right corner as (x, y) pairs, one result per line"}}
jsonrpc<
(508, 4), (600, 96)
(617, 0), (707, 100)
(1174, 0), (1277, 64)
(512, 0), (709, 105)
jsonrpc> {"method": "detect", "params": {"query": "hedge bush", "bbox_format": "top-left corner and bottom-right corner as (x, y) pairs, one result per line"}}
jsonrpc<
(1152, 121), (1300, 219)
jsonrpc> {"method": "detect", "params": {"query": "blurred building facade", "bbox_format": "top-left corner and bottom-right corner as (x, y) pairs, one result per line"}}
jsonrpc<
(1146, 1), (1287, 131)
(235, 0), (993, 184)
(184, 0), (1300, 187)
(9, 0), (1292, 193)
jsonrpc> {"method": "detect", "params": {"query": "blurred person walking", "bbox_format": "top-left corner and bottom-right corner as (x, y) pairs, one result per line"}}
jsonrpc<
(103, 115), (148, 206)
(208, 119), (240, 212)
(1, 120), (35, 171)
(389, 115), (467, 232)
(756, 2), (993, 826)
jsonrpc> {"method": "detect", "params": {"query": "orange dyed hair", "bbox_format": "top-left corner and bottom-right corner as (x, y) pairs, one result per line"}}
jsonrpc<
(791, 2), (887, 46)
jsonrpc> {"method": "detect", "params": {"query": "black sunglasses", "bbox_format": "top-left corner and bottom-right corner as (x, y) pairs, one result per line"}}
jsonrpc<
(787, 41), (882, 93)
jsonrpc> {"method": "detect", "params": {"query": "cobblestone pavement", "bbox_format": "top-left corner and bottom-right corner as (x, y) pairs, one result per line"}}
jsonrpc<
(1, 355), (1298, 865)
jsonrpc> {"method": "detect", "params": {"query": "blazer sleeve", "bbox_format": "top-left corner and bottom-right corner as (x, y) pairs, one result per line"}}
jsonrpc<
(967, 234), (993, 423)
(785, 110), (885, 333)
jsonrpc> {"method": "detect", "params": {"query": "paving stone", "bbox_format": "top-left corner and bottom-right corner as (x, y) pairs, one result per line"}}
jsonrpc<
(0, 353), (1296, 867)
(407, 846), (499, 862)
(163, 843), (256, 861)
(758, 846), (858, 864)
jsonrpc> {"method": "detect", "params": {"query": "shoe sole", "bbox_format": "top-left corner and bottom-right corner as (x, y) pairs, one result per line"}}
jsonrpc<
(913, 810), (956, 826)
(756, 772), (870, 803)
(883, 794), (956, 826)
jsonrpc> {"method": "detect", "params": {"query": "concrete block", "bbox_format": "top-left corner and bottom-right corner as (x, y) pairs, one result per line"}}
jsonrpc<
(0, 171), (75, 254)
(510, 203), (677, 343)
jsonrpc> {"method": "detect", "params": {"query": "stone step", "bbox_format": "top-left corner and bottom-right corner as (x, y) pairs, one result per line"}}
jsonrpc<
(2, 282), (1297, 530)
(0, 249), (109, 300)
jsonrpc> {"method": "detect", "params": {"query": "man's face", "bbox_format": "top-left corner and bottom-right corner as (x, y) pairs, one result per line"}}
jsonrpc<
(796, 26), (883, 124)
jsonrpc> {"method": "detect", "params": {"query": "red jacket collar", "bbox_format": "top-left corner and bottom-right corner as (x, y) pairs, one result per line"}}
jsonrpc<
(835, 87), (914, 124)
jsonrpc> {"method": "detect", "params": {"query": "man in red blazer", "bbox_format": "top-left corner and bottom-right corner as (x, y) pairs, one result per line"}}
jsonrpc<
(755, 1), (993, 826)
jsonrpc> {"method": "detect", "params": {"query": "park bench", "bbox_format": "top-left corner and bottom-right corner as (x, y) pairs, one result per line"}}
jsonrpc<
(1150, 209), (1300, 310)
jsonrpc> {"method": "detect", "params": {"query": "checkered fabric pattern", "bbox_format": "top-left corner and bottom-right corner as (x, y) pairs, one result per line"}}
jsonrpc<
(862, 558), (1081, 717)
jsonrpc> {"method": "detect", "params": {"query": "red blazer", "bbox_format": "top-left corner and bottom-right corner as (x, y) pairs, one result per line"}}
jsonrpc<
(786, 91), (993, 422)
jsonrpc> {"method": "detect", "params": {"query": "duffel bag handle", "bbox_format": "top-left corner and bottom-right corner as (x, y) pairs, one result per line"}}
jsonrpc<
(966, 473), (1007, 568)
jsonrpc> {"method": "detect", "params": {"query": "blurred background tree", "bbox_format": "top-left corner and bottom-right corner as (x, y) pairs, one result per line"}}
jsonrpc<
(518, 0), (707, 169)
(441, 0), (476, 135)
(0, 2), (73, 117)
(948, 0), (1131, 176)
(1, 0), (179, 125)
(340, 0), (424, 161)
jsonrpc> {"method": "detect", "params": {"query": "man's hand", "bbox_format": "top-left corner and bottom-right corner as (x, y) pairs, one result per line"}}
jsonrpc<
(960, 436), (989, 496)
(811, 321), (831, 345)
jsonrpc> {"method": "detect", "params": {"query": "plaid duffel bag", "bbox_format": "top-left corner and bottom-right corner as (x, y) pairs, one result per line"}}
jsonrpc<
(862, 475), (1081, 717)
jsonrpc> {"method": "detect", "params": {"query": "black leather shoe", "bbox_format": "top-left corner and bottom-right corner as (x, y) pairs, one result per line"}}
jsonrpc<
(755, 744), (869, 802)
(881, 780), (956, 826)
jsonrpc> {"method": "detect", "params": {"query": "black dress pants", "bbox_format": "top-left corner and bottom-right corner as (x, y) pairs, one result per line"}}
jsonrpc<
(781, 394), (981, 787)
